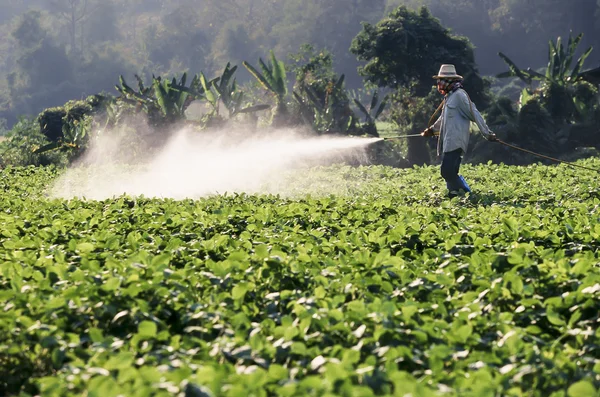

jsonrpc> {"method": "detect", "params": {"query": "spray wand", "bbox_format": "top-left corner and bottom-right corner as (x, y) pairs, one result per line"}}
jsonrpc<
(383, 129), (440, 140)
(383, 133), (424, 139)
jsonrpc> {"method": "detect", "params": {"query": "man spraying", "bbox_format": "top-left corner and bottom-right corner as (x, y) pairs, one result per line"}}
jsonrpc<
(422, 64), (497, 197)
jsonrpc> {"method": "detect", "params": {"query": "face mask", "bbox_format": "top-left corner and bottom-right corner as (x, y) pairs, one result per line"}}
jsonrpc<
(437, 79), (451, 95)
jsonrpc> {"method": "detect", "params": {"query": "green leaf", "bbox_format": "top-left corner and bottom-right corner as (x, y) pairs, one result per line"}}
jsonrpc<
(353, 99), (370, 119)
(232, 283), (249, 300)
(33, 142), (61, 154)
(102, 277), (120, 291)
(104, 352), (135, 370)
(571, 46), (593, 80)
(502, 217), (519, 238)
(455, 323), (473, 343)
(243, 60), (274, 93)
(498, 52), (532, 85)
(138, 321), (157, 338)
(546, 307), (566, 327)
(76, 242), (95, 253)
(567, 380), (596, 397)
(236, 104), (271, 114)
(89, 327), (104, 343)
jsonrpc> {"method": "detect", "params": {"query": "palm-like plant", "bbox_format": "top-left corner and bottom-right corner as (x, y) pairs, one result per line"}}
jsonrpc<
(212, 63), (270, 118)
(116, 73), (197, 127)
(496, 33), (600, 153)
(293, 74), (358, 135)
(498, 33), (599, 86)
(353, 90), (388, 136)
(498, 33), (600, 114)
(153, 74), (193, 122)
(243, 50), (289, 127)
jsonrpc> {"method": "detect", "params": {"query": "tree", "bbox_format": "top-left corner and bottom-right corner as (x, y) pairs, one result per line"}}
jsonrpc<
(351, 6), (488, 104)
(49, 0), (100, 55)
(7, 11), (75, 120)
(270, 0), (386, 88)
(142, 5), (209, 75)
(84, 0), (120, 45)
(489, 0), (600, 69)
(289, 45), (361, 135)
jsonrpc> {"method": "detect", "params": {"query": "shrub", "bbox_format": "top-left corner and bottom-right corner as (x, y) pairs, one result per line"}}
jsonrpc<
(0, 117), (68, 167)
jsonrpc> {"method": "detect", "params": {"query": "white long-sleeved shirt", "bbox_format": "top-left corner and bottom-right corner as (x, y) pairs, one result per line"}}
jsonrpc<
(431, 88), (493, 155)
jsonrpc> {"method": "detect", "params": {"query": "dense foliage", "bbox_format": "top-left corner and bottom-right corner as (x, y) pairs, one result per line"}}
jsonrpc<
(1, 0), (599, 127)
(0, 2), (598, 168)
(1, 162), (600, 396)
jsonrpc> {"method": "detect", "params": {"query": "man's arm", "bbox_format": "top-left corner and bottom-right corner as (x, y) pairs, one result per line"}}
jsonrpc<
(422, 115), (442, 136)
(458, 91), (497, 141)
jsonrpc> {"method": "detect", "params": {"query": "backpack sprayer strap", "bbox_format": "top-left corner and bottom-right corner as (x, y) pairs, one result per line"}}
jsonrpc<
(427, 98), (445, 129)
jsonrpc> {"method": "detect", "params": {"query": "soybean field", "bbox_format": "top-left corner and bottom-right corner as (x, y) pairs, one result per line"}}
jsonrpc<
(1, 161), (600, 397)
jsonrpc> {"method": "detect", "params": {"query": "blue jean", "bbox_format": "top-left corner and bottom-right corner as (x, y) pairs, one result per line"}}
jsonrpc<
(441, 149), (470, 192)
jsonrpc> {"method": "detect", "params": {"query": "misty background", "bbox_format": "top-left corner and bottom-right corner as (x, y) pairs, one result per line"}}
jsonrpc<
(0, 0), (599, 130)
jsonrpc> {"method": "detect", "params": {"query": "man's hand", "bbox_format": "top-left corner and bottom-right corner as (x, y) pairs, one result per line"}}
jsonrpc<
(487, 132), (498, 142)
(421, 127), (435, 137)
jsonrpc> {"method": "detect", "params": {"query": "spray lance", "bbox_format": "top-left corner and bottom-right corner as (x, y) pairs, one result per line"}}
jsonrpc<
(382, 131), (439, 140)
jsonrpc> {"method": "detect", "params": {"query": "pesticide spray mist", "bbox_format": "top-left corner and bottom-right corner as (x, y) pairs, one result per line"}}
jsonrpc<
(49, 126), (382, 200)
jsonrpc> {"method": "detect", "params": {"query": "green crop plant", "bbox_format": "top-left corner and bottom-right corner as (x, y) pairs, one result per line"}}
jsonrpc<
(1, 159), (600, 396)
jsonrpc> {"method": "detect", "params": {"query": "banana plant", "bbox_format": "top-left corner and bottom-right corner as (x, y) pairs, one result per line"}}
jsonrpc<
(498, 33), (600, 119)
(353, 90), (388, 136)
(498, 33), (600, 88)
(293, 74), (358, 134)
(243, 50), (289, 126)
(116, 73), (203, 127)
(115, 74), (153, 107)
(152, 74), (192, 121)
(213, 63), (270, 118)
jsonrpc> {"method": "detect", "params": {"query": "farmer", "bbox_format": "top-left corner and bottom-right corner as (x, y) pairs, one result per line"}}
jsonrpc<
(422, 64), (497, 197)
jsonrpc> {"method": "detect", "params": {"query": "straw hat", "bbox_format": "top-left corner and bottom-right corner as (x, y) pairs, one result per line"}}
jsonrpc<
(433, 64), (463, 79)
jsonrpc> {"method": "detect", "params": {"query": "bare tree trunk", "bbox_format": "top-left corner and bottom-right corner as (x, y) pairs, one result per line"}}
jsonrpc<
(80, 19), (84, 55)
(70, 4), (76, 52)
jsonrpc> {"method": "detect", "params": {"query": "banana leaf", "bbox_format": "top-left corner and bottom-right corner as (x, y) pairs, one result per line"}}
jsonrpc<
(259, 57), (277, 92)
(269, 50), (287, 97)
(369, 90), (378, 111)
(375, 95), (388, 120)
(243, 60), (275, 93)
(564, 34), (583, 77)
(33, 142), (62, 154)
(236, 104), (271, 114)
(293, 91), (315, 123)
(353, 99), (370, 119)
(570, 46), (593, 81)
(497, 52), (533, 85)
(153, 79), (174, 116)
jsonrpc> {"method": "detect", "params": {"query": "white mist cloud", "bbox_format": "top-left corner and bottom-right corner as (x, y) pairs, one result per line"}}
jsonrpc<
(49, 126), (381, 200)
